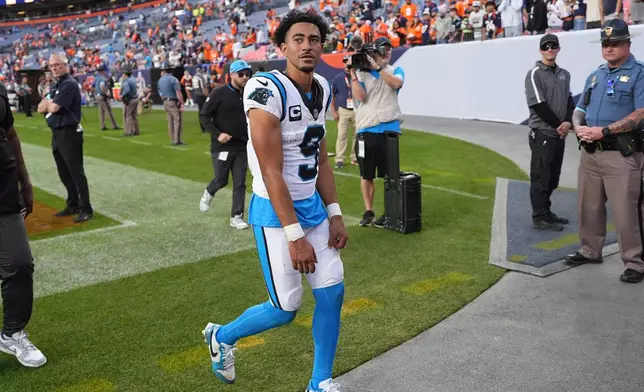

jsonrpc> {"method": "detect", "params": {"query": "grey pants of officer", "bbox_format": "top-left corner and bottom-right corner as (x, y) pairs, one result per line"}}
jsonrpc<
(163, 100), (182, 144)
(206, 150), (248, 217)
(97, 97), (118, 129)
(577, 150), (644, 272)
(0, 213), (34, 336)
(123, 100), (139, 136)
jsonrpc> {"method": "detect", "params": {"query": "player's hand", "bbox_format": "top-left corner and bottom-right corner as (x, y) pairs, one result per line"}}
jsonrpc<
(332, 111), (339, 122)
(289, 238), (317, 274)
(20, 182), (34, 219)
(328, 216), (348, 250)
(218, 133), (232, 143)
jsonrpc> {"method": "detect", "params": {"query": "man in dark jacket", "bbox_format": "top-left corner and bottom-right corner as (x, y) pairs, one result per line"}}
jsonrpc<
(0, 82), (47, 368)
(524, 34), (575, 231)
(198, 60), (252, 230)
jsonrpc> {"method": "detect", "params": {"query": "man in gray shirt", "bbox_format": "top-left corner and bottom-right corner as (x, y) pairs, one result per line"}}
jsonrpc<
(524, 34), (575, 231)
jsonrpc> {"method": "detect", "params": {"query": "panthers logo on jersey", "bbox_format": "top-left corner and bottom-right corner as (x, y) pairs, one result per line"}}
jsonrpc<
(248, 87), (274, 106)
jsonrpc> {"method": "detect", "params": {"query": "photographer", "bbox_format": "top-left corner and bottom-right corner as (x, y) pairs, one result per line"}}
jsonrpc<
(349, 37), (405, 228)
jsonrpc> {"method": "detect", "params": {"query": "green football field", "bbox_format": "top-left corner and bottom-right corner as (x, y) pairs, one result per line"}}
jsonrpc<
(1, 107), (526, 392)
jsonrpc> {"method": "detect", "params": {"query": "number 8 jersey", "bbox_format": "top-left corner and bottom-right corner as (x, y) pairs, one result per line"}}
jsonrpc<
(243, 70), (332, 228)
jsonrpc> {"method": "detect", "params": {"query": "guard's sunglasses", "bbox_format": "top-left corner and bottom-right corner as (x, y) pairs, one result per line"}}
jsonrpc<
(540, 43), (559, 51)
(237, 70), (252, 78)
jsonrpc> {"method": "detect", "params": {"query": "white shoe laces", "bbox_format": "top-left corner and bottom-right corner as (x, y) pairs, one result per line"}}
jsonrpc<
(13, 331), (36, 352)
(221, 345), (237, 370)
(317, 380), (342, 392)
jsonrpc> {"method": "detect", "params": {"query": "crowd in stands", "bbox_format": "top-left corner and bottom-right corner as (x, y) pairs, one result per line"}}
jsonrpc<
(0, 0), (639, 94)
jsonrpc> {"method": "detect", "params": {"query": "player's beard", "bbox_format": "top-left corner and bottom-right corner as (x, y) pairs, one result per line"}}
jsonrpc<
(299, 65), (315, 73)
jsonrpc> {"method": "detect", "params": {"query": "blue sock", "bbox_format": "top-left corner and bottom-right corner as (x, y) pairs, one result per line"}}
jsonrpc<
(310, 282), (345, 389)
(215, 300), (296, 345)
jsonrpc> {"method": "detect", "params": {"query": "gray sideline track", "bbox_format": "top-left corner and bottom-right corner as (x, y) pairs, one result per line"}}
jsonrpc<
(336, 115), (644, 392)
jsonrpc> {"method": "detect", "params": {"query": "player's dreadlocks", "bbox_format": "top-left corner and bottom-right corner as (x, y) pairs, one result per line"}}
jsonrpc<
(272, 9), (329, 47)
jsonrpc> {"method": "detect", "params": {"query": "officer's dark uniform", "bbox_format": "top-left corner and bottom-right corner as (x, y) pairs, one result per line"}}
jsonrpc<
(0, 82), (36, 338)
(566, 19), (644, 283)
(47, 72), (93, 222)
(524, 33), (575, 231)
(198, 62), (250, 222)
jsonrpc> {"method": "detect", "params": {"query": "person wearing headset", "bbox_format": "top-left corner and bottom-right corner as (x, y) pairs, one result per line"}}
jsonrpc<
(349, 37), (405, 228)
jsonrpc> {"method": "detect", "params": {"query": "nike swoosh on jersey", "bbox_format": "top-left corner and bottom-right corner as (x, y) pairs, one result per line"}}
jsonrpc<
(257, 79), (268, 86)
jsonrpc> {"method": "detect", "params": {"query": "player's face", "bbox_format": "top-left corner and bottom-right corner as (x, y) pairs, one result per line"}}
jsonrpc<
(282, 22), (323, 73)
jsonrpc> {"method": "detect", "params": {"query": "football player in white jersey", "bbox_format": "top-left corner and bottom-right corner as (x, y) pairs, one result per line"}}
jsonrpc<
(202, 9), (349, 392)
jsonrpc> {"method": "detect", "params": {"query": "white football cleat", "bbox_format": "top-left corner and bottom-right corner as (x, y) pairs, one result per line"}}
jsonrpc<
(199, 189), (213, 212)
(202, 323), (237, 384)
(230, 215), (249, 230)
(306, 378), (343, 392)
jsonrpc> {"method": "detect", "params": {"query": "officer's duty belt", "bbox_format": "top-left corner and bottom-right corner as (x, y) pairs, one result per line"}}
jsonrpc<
(164, 98), (179, 102)
(585, 140), (619, 152)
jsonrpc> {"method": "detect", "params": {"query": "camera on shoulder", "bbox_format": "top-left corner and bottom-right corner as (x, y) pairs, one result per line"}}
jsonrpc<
(349, 33), (376, 72)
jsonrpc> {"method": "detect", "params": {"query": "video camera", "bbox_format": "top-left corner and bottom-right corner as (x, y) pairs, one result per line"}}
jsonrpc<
(349, 33), (377, 72)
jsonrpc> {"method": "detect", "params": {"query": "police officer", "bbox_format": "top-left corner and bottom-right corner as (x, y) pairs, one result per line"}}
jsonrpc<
(0, 81), (47, 368)
(524, 33), (575, 231)
(198, 60), (251, 230)
(568, 19), (644, 284)
(38, 53), (93, 223)
(94, 65), (119, 131)
(157, 67), (185, 145)
(119, 66), (140, 137)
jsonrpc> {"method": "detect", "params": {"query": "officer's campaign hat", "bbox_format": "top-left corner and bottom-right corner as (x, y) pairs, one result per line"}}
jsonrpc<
(593, 18), (641, 43)
(97, 64), (107, 72)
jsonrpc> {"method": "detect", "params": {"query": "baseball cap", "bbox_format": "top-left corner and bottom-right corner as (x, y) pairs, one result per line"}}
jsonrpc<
(230, 60), (251, 73)
(374, 37), (392, 50)
(539, 33), (559, 47)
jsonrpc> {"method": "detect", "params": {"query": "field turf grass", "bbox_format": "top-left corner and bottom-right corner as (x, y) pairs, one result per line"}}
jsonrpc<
(26, 187), (119, 241)
(0, 107), (527, 392)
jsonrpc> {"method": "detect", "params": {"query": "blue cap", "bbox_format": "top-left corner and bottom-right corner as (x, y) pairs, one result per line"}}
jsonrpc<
(230, 60), (251, 73)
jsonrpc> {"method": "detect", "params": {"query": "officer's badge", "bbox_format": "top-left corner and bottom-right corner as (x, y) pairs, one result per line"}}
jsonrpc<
(619, 75), (630, 83)
(248, 87), (273, 105)
(604, 26), (613, 37)
(591, 75), (597, 87)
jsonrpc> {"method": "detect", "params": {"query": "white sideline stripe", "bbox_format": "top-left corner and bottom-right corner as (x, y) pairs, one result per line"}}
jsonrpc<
(102, 136), (121, 141)
(84, 133), (96, 137)
(31, 221), (138, 244)
(30, 182), (135, 226)
(163, 145), (189, 151)
(23, 143), (260, 299)
(333, 171), (488, 200)
(130, 140), (152, 146)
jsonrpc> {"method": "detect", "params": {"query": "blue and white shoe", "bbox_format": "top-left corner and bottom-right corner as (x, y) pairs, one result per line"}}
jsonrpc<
(306, 378), (343, 392)
(202, 322), (237, 384)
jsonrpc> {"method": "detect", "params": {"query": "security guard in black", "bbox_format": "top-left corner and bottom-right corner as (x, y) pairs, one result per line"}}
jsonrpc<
(40, 65), (93, 222)
(198, 60), (251, 225)
(524, 33), (574, 231)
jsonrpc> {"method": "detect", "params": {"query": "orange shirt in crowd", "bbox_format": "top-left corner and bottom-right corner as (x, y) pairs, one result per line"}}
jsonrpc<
(401, 2), (418, 19)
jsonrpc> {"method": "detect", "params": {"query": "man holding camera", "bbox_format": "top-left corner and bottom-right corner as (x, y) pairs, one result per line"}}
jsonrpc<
(349, 37), (405, 227)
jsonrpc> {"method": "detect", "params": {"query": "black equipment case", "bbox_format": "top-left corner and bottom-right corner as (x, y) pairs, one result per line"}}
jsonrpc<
(382, 132), (422, 234)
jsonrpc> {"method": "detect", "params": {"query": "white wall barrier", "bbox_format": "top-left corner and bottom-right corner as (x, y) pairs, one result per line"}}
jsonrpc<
(396, 25), (644, 124)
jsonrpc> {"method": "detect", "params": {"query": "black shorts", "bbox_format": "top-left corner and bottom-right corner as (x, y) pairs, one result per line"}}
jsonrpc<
(355, 132), (387, 181)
